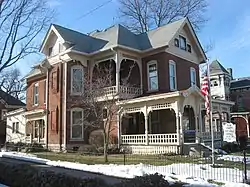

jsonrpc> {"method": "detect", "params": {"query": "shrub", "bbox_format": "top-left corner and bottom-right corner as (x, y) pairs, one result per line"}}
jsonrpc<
(89, 130), (104, 150)
(115, 173), (170, 187)
(221, 142), (240, 153)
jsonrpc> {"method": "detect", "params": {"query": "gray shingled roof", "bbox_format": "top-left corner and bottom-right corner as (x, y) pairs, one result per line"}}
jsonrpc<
(231, 78), (250, 89)
(52, 17), (186, 53)
(0, 90), (25, 106)
(209, 60), (229, 75)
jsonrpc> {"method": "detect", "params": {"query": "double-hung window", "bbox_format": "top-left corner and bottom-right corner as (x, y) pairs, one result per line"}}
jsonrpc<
(169, 60), (177, 91)
(147, 61), (158, 91)
(190, 67), (196, 86)
(33, 83), (39, 105)
(71, 65), (84, 95)
(71, 108), (84, 140)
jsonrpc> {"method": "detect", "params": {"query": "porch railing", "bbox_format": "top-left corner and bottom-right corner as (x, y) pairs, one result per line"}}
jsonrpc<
(101, 86), (142, 97)
(201, 132), (222, 141)
(148, 134), (178, 144)
(121, 134), (146, 144)
(121, 133), (178, 145)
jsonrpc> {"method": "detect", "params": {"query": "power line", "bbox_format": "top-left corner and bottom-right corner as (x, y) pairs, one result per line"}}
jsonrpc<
(74, 0), (113, 22)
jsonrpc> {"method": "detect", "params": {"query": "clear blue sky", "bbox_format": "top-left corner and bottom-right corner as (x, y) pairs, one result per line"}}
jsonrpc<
(16, 0), (250, 79)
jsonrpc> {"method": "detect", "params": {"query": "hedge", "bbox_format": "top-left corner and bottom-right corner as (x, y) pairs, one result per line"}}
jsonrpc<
(0, 162), (185, 187)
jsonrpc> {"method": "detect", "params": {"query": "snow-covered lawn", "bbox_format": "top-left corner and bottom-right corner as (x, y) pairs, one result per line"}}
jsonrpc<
(217, 155), (250, 164)
(0, 151), (249, 187)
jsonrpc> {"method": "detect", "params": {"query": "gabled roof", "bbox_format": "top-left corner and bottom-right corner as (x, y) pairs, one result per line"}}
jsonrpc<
(209, 60), (229, 75)
(0, 90), (25, 106)
(231, 77), (250, 89)
(40, 17), (206, 61)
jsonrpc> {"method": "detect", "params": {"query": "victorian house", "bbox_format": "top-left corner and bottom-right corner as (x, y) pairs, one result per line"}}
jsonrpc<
(8, 18), (234, 154)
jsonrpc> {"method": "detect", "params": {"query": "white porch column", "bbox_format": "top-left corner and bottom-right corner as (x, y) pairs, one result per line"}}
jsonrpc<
(176, 113), (180, 145)
(246, 115), (250, 138)
(179, 113), (183, 144)
(115, 52), (121, 93)
(195, 115), (199, 143)
(145, 114), (149, 145)
(117, 114), (121, 148)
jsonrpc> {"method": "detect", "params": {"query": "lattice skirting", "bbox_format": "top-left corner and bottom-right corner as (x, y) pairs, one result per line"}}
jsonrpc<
(121, 145), (180, 155)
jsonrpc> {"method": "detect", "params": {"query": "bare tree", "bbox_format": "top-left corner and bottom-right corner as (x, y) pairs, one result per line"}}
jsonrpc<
(69, 62), (136, 162)
(0, 68), (26, 100)
(118, 0), (208, 33)
(0, 0), (53, 72)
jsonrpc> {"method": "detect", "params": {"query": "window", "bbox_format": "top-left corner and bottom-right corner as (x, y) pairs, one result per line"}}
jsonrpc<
(12, 122), (19, 133)
(179, 36), (187, 50)
(59, 43), (64, 53)
(70, 108), (84, 140)
(190, 67), (196, 86)
(51, 107), (58, 131)
(169, 60), (177, 90)
(71, 65), (84, 95)
(12, 122), (15, 133)
(147, 61), (158, 91)
(15, 122), (19, 133)
(1, 109), (7, 120)
(33, 83), (39, 105)
(174, 38), (179, 47)
(48, 47), (53, 56)
(44, 80), (46, 104)
(187, 44), (192, 53)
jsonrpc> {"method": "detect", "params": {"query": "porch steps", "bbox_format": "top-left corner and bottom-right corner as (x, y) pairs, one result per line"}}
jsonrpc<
(182, 143), (221, 157)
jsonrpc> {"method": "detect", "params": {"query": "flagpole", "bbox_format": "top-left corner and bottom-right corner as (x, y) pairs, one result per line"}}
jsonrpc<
(207, 60), (215, 165)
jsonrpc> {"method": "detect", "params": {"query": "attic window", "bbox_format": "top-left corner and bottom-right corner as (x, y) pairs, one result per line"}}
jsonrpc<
(179, 36), (186, 50)
(187, 44), (192, 53)
(48, 47), (53, 56)
(174, 38), (179, 47)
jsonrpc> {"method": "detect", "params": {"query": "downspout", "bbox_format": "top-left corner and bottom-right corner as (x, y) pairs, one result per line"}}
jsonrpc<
(45, 67), (49, 149)
(59, 55), (67, 151)
(59, 62), (63, 150)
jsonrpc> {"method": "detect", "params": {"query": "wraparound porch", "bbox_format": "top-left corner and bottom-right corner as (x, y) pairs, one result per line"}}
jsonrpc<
(118, 86), (234, 154)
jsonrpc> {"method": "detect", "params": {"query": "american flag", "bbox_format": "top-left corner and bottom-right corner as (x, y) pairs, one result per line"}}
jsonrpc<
(201, 70), (210, 116)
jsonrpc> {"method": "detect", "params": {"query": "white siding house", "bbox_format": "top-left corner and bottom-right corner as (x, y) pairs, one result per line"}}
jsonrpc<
(6, 108), (26, 143)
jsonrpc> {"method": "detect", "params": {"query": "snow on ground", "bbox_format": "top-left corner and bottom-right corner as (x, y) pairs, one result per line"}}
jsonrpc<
(0, 151), (249, 187)
(218, 155), (250, 164)
(0, 184), (8, 187)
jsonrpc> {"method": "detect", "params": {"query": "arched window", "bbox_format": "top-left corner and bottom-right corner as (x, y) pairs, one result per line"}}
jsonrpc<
(71, 65), (84, 95)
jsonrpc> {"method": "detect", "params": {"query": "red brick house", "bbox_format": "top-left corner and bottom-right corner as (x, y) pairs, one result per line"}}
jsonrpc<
(21, 17), (233, 154)
(0, 90), (25, 144)
(230, 77), (250, 138)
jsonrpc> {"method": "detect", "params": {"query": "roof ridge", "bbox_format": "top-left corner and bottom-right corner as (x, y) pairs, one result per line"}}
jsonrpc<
(52, 24), (89, 37)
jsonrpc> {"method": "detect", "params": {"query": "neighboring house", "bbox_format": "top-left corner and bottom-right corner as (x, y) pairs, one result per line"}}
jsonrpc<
(0, 90), (25, 145)
(209, 60), (232, 101)
(5, 108), (26, 143)
(22, 17), (233, 154)
(230, 77), (250, 138)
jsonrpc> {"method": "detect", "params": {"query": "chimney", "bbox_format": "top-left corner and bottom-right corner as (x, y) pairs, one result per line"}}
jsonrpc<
(227, 68), (233, 79)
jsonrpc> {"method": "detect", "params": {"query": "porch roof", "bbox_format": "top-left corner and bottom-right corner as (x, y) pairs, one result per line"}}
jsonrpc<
(118, 86), (204, 105)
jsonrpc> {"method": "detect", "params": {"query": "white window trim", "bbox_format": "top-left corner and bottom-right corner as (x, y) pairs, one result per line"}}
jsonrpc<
(33, 82), (39, 106)
(190, 67), (196, 86)
(71, 65), (84, 95)
(169, 60), (177, 91)
(1, 109), (7, 120)
(70, 108), (84, 140)
(147, 60), (158, 91)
